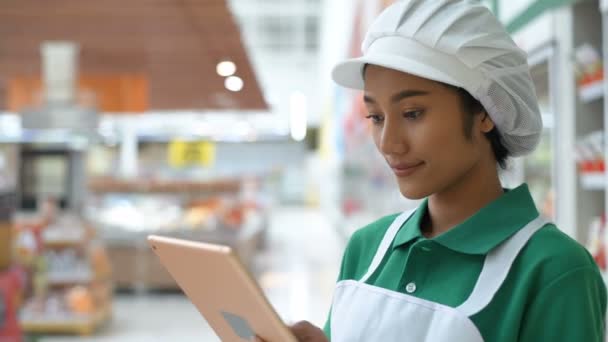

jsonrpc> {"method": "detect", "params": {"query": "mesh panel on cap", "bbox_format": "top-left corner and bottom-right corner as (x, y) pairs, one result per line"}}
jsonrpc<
(477, 54), (542, 156)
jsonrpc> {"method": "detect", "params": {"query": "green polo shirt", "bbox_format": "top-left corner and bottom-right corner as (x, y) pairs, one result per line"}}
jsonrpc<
(323, 184), (606, 341)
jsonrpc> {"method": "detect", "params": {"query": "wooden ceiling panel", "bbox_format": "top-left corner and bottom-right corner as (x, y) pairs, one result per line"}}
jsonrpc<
(0, 0), (267, 111)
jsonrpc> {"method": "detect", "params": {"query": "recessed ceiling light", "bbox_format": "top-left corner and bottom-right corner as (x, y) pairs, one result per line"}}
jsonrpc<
(225, 76), (244, 92)
(216, 61), (236, 77)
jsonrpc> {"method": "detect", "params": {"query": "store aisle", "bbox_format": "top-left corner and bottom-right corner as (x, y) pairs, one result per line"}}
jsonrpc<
(40, 205), (345, 341)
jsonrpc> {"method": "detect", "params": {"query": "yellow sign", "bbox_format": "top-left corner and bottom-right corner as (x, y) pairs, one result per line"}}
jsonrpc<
(169, 141), (216, 167)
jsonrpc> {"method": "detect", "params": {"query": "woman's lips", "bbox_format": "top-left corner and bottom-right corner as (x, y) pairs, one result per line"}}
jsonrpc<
(390, 162), (425, 177)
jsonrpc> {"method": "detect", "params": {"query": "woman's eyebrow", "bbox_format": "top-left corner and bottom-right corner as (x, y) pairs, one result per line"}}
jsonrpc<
(390, 90), (429, 103)
(363, 90), (429, 104)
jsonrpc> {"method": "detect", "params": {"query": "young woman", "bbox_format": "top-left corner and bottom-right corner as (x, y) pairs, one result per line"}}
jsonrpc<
(259, 1), (606, 341)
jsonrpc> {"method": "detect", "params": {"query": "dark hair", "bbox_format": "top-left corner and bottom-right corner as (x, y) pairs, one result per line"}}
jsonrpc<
(449, 86), (510, 170)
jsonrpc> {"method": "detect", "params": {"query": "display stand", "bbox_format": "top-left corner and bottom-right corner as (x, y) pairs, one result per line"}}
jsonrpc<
(86, 177), (267, 290)
(18, 215), (113, 336)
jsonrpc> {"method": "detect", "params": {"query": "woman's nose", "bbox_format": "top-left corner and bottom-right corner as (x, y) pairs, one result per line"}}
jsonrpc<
(379, 119), (408, 155)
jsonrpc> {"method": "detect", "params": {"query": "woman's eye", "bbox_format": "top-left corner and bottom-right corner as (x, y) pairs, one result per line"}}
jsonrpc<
(365, 114), (384, 124)
(403, 110), (424, 120)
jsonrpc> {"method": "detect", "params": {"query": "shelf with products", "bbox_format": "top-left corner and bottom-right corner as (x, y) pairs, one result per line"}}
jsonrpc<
(42, 247), (111, 287)
(86, 179), (266, 242)
(575, 43), (604, 103)
(576, 131), (606, 190)
(586, 215), (608, 278)
(20, 295), (111, 336)
(561, 0), (607, 245)
(580, 171), (606, 190)
(40, 220), (91, 248)
(88, 176), (242, 194)
(579, 79), (605, 103)
(13, 209), (113, 336)
(84, 176), (269, 290)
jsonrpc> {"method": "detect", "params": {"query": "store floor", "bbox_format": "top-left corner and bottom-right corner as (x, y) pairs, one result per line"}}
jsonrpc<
(41, 206), (345, 341)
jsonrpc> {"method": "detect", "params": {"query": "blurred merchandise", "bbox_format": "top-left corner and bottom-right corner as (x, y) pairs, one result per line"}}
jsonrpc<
(0, 192), (23, 342)
(0, 266), (25, 342)
(576, 131), (605, 190)
(575, 43), (604, 102)
(16, 212), (112, 336)
(0, 192), (16, 271)
(541, 189), (555, 221)
(84, 176), (267, 290)
(587, 215), (607, 279)
(18, 146), (87, 211)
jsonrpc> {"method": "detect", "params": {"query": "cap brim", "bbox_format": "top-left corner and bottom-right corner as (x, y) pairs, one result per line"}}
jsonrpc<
(331, 53), (465, 90)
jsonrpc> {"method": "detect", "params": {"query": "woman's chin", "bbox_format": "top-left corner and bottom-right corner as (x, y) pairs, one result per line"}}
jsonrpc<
(397, 180), (430, 200)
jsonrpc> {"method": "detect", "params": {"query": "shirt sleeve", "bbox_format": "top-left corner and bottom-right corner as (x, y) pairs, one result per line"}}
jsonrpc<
(323, 310), (332, 340)
(519, 265), (607, 342)
(323, 234), (359, 341)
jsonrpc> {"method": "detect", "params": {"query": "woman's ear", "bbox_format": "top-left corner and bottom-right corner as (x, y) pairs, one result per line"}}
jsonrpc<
(479, 112), (495, 133)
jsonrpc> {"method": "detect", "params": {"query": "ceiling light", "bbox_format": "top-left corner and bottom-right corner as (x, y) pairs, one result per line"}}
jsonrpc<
(225, 76), (244, 92)
(216, 61), (236, 77)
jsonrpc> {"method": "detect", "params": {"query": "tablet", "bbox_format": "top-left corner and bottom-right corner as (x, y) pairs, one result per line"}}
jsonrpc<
(147, 235), (298, 342)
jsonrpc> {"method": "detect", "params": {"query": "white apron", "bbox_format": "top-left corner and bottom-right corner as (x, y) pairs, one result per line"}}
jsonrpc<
(330, 209), (548, 342)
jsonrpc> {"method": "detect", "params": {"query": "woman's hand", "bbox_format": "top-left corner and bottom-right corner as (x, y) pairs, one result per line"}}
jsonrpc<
(255, 321), (328, 342)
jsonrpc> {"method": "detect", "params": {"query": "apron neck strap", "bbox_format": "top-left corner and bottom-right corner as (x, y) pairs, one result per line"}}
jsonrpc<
(456, 215), (549, 316)
(359, 209), (417, 284)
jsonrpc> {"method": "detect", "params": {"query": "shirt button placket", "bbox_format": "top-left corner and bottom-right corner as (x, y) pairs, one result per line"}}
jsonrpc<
(402, 241), (430, 295)
(405, 282), (417, 293)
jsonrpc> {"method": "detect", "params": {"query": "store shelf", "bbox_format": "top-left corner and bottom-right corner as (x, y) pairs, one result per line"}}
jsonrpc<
(579, 80), (605, 103)
(580, 172), (606, 190)
(100, 212), (266, 290)
(46, 271), (94, 286)
(43, 237), (87, 248)
(20, 304), (111, 336)
(88, 177), (242, 194)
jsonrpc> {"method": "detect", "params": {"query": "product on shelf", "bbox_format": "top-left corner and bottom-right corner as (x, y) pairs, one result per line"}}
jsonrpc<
(183, 197), (223, 226)
(87, 193), (262, 234)
(540, 189), (554, 220)
(66, 286), (95, 315)
(0, 191), (23, 342)
(89, 244), (112, 280)
(20, 285), (110, 334)
(574, 43), (604, 102)
(84, 176), (268, 290)
(587, 216), (607, 277)
(13, 199), (58, 267)
(575, 131), (605, 189)
(0, 192), (16, 270)
(0, 266), (25, 342)
(16, 213), (112, 336)
(88, 176), (242, 194)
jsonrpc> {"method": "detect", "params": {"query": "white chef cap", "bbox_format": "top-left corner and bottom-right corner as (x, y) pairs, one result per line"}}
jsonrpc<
(332, 0), (542, 157)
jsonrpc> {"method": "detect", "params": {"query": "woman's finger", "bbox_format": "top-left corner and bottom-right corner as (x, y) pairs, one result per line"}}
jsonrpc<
(291, 321), (315, 336)
(290, 321), (328, 341)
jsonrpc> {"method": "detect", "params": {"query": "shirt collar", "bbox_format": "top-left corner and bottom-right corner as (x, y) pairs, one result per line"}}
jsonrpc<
(392, 183), (540, 254)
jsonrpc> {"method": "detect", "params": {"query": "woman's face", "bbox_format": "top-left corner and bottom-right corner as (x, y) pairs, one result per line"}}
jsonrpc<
(363, 65), (495, 199)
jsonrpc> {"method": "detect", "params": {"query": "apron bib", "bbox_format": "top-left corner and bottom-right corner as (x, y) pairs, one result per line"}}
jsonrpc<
(331, 209), (548, 342)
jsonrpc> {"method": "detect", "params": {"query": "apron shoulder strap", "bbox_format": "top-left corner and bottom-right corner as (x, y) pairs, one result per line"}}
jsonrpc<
(456, 215), (550, 316)
(359, 208), (417, 284)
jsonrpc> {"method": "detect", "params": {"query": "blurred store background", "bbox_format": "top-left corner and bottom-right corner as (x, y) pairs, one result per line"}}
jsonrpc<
(0, 0), (606, 341)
